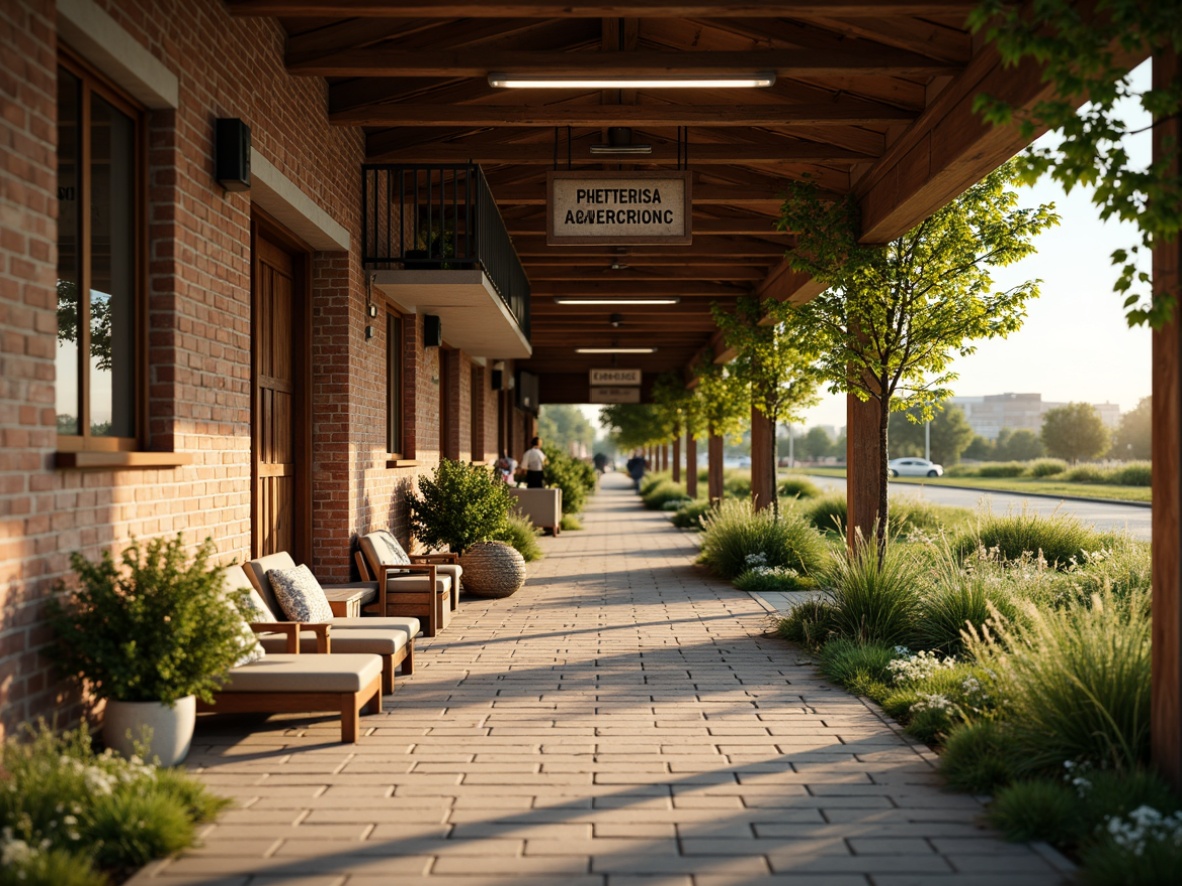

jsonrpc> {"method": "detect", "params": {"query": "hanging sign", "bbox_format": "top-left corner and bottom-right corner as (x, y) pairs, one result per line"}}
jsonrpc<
(547, 171), (692, 245)
(590, 368), (641, 386)
(589, 386), (642, 404)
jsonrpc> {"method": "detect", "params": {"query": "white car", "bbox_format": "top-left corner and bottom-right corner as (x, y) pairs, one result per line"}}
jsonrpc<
(888, 457), (943, 478)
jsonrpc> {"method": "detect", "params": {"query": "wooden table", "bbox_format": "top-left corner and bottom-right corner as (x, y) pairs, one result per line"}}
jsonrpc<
(324, 583), (378, 618)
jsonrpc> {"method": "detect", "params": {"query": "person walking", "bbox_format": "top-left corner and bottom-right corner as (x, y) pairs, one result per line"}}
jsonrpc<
(522, 437), (546, 488)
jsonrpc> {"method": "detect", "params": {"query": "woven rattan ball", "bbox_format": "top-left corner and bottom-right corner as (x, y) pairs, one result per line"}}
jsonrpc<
(459, 541), (527, 597)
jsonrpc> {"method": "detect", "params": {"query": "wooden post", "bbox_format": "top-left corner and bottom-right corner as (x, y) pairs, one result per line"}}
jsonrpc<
(847, 393), (882, 549)
(686, 433), (698, 498)
(661, 443), (669, 472)
(708, 433), (724, 505)
(672, 436), (681, 483)
(750, 405), (774, 511)
(1152, 46), (1182, 790)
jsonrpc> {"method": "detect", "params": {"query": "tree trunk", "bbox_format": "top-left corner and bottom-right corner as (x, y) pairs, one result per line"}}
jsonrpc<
(877, 397), (890, 561)
(751, 405), (777, 517)
(672, 435), (681, 483)
(846, 393), (883, 554)
(708, 433), (724, 505)
(686, 434), (698, 499)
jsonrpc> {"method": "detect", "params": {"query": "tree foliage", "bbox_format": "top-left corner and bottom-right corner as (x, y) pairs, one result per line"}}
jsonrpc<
(779, 162), (1057, 551)
(996, 427), (1046, 461)
(1110, 395), (1151, 460)
(887, 405), (976, 466)
(970, 0), (1182, 327)
(1040, 402), (1112, 463)
(692, 351), (748, 442)
(713, 295), (822, 515)
(537, 404), (595, 453)
(409, 458), (511, 553)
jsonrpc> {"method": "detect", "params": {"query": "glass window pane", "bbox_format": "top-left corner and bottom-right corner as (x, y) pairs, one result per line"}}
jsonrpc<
(55, 68), (81, 436)
(89, 95), (135, 438)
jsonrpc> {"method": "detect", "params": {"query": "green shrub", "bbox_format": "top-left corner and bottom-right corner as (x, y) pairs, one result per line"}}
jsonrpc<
(733, 567), (817, 594)
(987, 778), (1083, 844)
(975, 461), (1027, 478)
(639, 472), (669, 497)
(1079, 768), (1182, 825)
(820, 542), (921, 646)
(955, 508), (1111, 567)
(803, 493), (847, 535)
(0, 723), (229, 885)
(776, 598), (839, 648)
(494, 513), (543, 562)
(943, 464), (976, 477)
(915, 541), (1019, 653)
(699, 500), (828, 580)
(1064, 464), (1114, 484)
(777, 477), (822, 499)
(1029, 458), (1069, 477)
(966, 589), (1151, 775)
(722, 469), (751, 499)
(410, 458), (511, 553)
(1036, 542), (1152, 609)
(543, 445), (596, 514)
(1082, 834), (1182, 886)
(819, 639), (896, 697)
(670, 500), (714, 530)
(939, 720), (1016, 793)
(1111, 461), (1152, 486)
(560, 514), (583, 532)
(641, 479), (691, 510)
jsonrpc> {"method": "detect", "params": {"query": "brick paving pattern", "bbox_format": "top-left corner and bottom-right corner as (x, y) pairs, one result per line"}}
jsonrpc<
(132, 474), (1070, 885)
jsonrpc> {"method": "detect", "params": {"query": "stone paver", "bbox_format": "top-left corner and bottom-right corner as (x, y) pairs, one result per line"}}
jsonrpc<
(130, 474), (1071, 885)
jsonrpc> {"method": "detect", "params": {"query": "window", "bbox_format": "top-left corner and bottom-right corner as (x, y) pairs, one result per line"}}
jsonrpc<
(55, 53), (145, 451)
(386, 310), (404, 456)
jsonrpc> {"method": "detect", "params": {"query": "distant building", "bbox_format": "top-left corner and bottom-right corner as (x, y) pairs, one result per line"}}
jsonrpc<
(949, 393), (1121, 440)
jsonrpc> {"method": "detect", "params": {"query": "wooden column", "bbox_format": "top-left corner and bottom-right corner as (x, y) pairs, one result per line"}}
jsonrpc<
(708, 433), (724, 504)
(672, 436), (681, 483)
(750, 405), (775, 511)
(685, 434), (698, 498)
(847, 393), (883, 549)
(661, 443), (669, 472)
(1152, 47), (1182, 789)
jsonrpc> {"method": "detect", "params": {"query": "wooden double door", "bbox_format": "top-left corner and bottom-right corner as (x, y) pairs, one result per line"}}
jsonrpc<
(251, 217), (311, 563)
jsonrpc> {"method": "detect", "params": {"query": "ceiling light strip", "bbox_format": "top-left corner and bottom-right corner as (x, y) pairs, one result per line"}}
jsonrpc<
(575, 347), (658, 354)
(488, 73), (775, 89)
(554, 297), (680, 305)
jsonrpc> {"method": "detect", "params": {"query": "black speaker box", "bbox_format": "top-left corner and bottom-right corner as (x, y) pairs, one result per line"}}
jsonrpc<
(423, 314), (443, 347)
(491, 368), (504, 390)
(215, 118), (251, 191)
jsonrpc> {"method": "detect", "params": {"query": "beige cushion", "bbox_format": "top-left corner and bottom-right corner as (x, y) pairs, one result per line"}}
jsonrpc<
(434, 563), (462, 599)
(222, 653), (382, 694)
(332, 616), (420, 641)
(224, 565), (278, 623)
(267, 564), (335, 623)
(220, 565), (266, 666)
(385, 572), (451, 594)
(360, 530), (411, 573)
(244, 552), (297, 618)
(256, 626), (409, 656)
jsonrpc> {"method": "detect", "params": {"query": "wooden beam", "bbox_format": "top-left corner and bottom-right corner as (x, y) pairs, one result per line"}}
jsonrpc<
(330, 101), (915, 127)
(230, 2), (980, 18)
(291, 48), (962, 78)
(1152, 46), (1182, 791)
(368, 140), (874, 164)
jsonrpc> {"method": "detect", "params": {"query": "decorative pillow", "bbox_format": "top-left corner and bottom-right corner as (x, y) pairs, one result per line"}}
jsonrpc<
(266, 564), (335, 623)
(371, 530), (412, 567)
(224, 595), (266, 667)
(241, 586), (278, 623)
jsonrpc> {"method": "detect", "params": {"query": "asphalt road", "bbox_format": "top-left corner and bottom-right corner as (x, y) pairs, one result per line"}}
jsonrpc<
(803, 474), (1152, 541)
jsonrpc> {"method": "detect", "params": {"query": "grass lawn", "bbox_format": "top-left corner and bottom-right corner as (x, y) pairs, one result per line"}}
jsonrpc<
(785, 466), (1152, 505)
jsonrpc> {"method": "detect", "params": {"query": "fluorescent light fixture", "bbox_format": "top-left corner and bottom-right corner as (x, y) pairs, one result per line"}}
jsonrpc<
(590, 143), (653, 155)
(576, 347), (658, 354)
(488, 73), (776, 89)
(554, 297), (680, 305)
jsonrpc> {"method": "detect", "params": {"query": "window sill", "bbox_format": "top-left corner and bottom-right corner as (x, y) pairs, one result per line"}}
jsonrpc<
(386, 458), (420, 469)
(55, 451), (194, 470)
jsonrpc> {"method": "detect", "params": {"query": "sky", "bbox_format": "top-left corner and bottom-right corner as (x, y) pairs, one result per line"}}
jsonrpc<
(583, 62), (1155, 437)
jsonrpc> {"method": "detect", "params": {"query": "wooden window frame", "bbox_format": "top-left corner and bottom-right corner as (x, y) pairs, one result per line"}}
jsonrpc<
(55, 48), (148, 455)
(386, 307), (405, 459)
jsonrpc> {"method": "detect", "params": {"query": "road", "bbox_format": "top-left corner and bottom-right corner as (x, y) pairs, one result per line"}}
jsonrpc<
(802, 474), (1152, 541)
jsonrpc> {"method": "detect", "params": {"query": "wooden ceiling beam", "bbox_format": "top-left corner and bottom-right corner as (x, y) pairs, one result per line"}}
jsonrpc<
(232, 2), (979, 18)
(330, 101), (915, 127)
(291, 47), (961, 77)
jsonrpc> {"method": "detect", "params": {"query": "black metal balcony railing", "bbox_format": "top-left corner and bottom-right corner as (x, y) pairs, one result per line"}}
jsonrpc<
(362, 164), (530, 340)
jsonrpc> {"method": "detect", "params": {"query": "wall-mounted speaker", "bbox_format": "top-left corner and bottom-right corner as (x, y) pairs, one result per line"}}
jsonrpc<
(491, 368), (504, 390)
(423, 314), (443, 347)
(215, 118), (251, 191)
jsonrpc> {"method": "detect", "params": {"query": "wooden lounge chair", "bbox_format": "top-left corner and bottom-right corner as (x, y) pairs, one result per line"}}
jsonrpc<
(355, 532), (456, 637)
(235, 559), (418, 694)
(196, 606), (383, 743)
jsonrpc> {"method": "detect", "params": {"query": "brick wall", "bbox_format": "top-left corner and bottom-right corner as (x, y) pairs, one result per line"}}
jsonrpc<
(0, 0), (510, 734)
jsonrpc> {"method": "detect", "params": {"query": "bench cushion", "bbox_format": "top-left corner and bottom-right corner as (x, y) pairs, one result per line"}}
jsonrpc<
(386, 573), (451, 594)
(256, 626), (411, 656)
(332, 616), (420, 641)
(221, 653), (382, 694)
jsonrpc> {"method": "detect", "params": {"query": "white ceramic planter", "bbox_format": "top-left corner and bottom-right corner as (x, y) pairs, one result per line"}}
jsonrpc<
(102, 695), (196, 767)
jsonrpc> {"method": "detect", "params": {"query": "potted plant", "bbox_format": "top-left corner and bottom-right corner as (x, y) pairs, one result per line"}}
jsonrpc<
(409, 458), (526, 596)
(46, 534), (249, 766)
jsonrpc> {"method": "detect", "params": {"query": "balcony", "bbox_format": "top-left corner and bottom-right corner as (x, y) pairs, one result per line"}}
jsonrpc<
(362, 164), (531, 359)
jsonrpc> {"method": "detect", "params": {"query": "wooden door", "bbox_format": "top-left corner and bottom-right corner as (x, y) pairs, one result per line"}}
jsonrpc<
(252, 220), (310, 562)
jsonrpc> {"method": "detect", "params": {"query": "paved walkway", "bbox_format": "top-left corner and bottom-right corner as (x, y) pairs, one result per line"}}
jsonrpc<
(133, 474), (1070, 886)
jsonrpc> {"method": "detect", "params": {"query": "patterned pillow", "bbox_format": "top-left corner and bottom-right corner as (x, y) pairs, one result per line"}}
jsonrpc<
(224, 594), (266, 667)
(371, 530), (411, 567)
(266, 565), (335, 623)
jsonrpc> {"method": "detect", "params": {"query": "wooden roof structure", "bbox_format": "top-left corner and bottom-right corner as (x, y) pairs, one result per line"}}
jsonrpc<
(226, 1), (1059, 395)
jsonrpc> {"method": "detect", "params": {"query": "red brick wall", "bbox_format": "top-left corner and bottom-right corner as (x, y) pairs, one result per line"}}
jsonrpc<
(0, 0), (511, 734)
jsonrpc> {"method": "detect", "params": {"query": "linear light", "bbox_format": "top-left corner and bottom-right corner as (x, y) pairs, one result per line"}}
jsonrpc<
(589, 143), (653, 155)
(576, 347), (658, 354)
(554, 297), (680, 305)
(488, 73), (776, 89)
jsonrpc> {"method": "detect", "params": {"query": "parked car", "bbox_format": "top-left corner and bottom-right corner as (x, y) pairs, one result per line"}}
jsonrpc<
(888, 457), (943, 478)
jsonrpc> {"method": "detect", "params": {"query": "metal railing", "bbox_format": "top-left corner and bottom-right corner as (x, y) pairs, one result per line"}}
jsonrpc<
(362, 163), (530, 340)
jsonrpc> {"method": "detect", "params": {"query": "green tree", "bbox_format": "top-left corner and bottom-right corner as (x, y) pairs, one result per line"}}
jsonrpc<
(963, 435), (996, 461)
(971, 1), (1182, 327)
(888, 405), (976, 466)
(651, 372), (695, 457)
(779, 162), (1057, 553)
(537, 404), (594, 453)
(996, 427), (1045, 461)
(713, 295), (822, 516)
(1110, 395), (1151, 460)
(800, 426), (835, 461)
(1041, 403), (1111, 463)
(599, 403), (666, 452)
